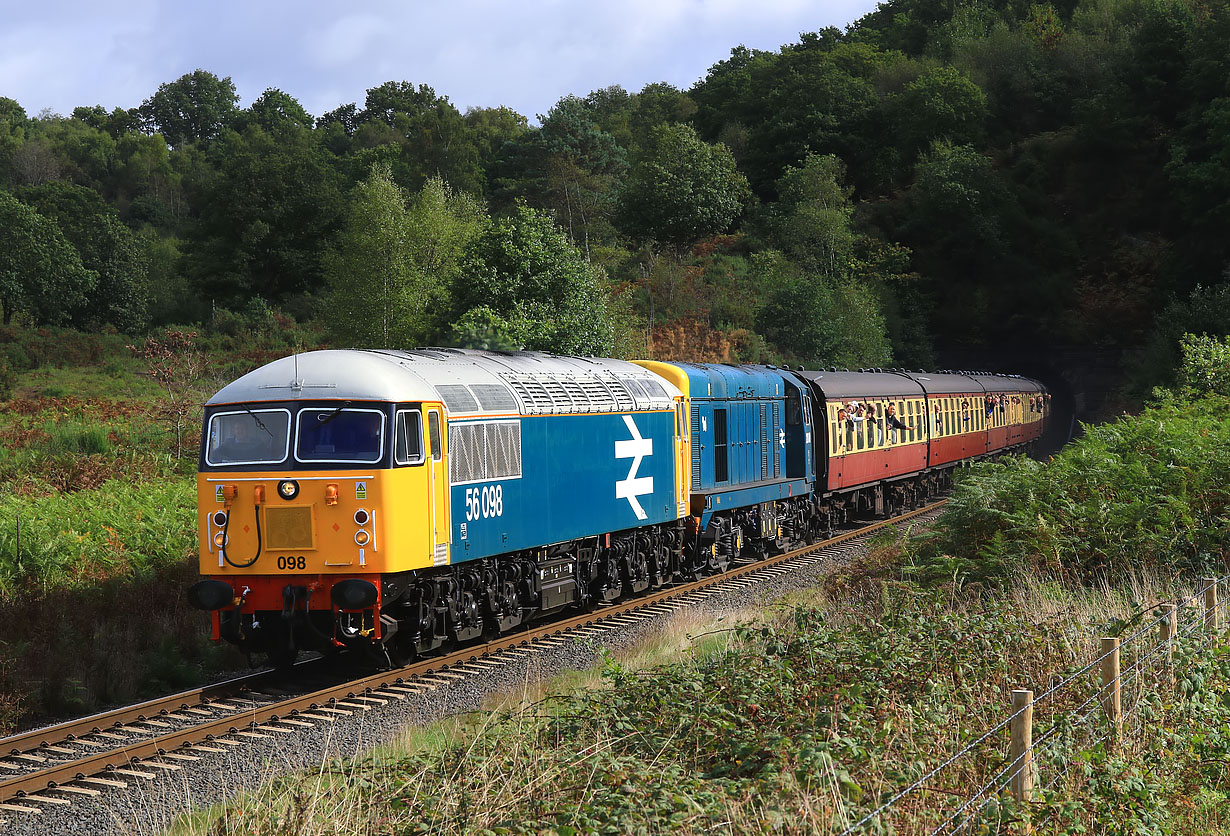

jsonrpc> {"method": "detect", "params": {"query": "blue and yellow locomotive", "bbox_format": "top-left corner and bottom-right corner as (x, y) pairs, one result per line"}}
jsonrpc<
(188, 349), (1043, 664)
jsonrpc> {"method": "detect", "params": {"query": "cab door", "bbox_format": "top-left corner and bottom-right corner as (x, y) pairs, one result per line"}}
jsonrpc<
(426, 406), (450, 566)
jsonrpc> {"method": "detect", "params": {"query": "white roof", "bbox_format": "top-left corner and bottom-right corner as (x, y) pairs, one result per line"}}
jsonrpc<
(206, 349), (681, 417)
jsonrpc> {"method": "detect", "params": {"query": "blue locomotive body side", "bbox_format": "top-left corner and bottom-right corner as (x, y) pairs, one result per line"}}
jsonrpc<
(671, 364), (815, 530)
(448, 409), (679, 563)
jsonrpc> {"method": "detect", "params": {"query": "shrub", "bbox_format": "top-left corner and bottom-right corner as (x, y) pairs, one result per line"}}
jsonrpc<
(0, 356), (14, 402)
(921, 394), (1230, 583)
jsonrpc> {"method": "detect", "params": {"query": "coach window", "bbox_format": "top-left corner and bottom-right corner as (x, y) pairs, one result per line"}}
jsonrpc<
(394, 409), (425, 466)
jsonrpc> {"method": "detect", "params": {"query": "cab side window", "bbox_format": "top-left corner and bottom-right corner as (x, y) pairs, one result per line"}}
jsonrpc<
(394, 410), (424, 465)
(428, 411), (442, 462)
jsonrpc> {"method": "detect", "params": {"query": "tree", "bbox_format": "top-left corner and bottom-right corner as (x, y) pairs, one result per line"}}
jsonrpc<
(128, 329), (205, 458)
(16, 182), (151, 331)
(0, 97), (27, 186)
(241, 88), (314, 134)
(187, 124), (345, 304)
(893, 66), (987, 159)
(139, 69), (239, 147)
(323, 166), (488, 348)
(493, 95), (629, 253)
(759, 153), (855, 276)
(452, 204), (626, 355)
(618, 124), (750, 248)
(353, 81), (483, 193)
(754, 251), (891, 368)
(0, 191), (94, 325)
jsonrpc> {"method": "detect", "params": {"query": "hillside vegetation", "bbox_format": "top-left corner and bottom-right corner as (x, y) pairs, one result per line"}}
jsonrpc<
(0, 320), (321, 732)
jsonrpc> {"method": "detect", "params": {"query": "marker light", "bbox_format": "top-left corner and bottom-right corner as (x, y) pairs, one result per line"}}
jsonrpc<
(354, 509), (369, 525)
(212, 511), (228, 527)
(253, 485), (266, 504)
(213, 532), (227, 547)
(277, 479), (299, 500)
(354, 530), (370, 546)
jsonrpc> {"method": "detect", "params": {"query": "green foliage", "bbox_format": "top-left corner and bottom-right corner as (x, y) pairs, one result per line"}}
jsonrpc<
(618, 123), (751, 247)
(894, 66), (988, 157)
(926, 394), (1230, 583)
(0, 191), (95, 326)
(15, 182), (151, 331)
(0, 478), (194, 594)
(139, 69), (240, 148)
(452, 204), (628, 356)
(187, 123), (345, 304)
(1175, 332), (1230, 397)
(758, 153), (854, 276)
(754, 251), (892, 368)
(323, 165), (488, 348)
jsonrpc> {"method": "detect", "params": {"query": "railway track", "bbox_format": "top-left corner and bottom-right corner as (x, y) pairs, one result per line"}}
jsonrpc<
(0, 499), (947, 816)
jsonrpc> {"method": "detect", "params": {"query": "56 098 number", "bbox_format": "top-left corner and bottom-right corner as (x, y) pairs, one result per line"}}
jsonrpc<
(465, 484), (503, 521)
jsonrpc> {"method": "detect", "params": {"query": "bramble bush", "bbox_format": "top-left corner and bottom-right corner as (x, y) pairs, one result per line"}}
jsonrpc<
(920, 394), (1230, 584)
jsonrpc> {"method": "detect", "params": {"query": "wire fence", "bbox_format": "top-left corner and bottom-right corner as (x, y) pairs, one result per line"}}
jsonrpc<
(836, 573), (1230, 836)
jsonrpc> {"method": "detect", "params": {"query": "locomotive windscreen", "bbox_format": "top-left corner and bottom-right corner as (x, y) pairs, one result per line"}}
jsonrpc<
(205, 409), (292, 466)
(295, 408), (385, 464)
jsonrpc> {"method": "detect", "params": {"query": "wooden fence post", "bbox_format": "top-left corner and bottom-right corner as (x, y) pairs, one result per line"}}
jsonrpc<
(1010, 689), (1035, 821)
(1100, 637), (1122, 745)
(1204, 578), (1220, 636)
(1159, 603), (1177, 688)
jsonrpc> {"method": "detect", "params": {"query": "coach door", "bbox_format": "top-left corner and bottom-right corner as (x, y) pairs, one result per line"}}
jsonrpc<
(426, 407), (450, 566)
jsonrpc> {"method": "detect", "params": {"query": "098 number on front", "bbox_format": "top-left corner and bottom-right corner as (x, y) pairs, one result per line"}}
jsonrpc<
(465, 484), (503, 521)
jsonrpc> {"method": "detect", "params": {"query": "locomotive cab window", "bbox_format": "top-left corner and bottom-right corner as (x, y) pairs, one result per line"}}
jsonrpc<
(394, 409), (425, 466)
(206, 409), (291, 466)
(295, 408), (385, 464)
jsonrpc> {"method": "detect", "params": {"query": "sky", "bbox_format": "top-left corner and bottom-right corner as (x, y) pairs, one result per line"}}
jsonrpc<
(1, 0), (879, 123)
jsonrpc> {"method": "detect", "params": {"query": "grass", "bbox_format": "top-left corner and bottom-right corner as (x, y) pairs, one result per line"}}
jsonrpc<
(155, 549), (1230, 836)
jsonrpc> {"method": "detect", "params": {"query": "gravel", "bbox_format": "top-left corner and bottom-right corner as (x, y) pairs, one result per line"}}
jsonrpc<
(2, 526), (902, 836)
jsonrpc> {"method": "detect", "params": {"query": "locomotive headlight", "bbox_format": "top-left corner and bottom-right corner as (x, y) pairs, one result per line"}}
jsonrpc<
(354, 530), (370, 546)
(213, 531), (227, 547)
(277, 479), (299, 500)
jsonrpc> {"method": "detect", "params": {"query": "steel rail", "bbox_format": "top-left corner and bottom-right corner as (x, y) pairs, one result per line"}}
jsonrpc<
(0, 499), (948, 805)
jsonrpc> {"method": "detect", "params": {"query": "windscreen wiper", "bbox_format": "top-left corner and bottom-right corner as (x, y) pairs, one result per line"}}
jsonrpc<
(309, 400), (353, 432)
(243, 406), (273, 437)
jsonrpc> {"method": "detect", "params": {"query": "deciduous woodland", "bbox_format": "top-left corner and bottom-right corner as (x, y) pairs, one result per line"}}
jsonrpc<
(1, 0), (1229, 386)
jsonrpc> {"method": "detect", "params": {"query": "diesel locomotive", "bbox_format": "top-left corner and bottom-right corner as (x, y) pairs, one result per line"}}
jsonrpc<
(187, 349), (1046, 665)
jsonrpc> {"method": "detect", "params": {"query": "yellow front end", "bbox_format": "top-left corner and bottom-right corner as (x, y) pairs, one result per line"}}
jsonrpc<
(197, 464), (441, 579)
